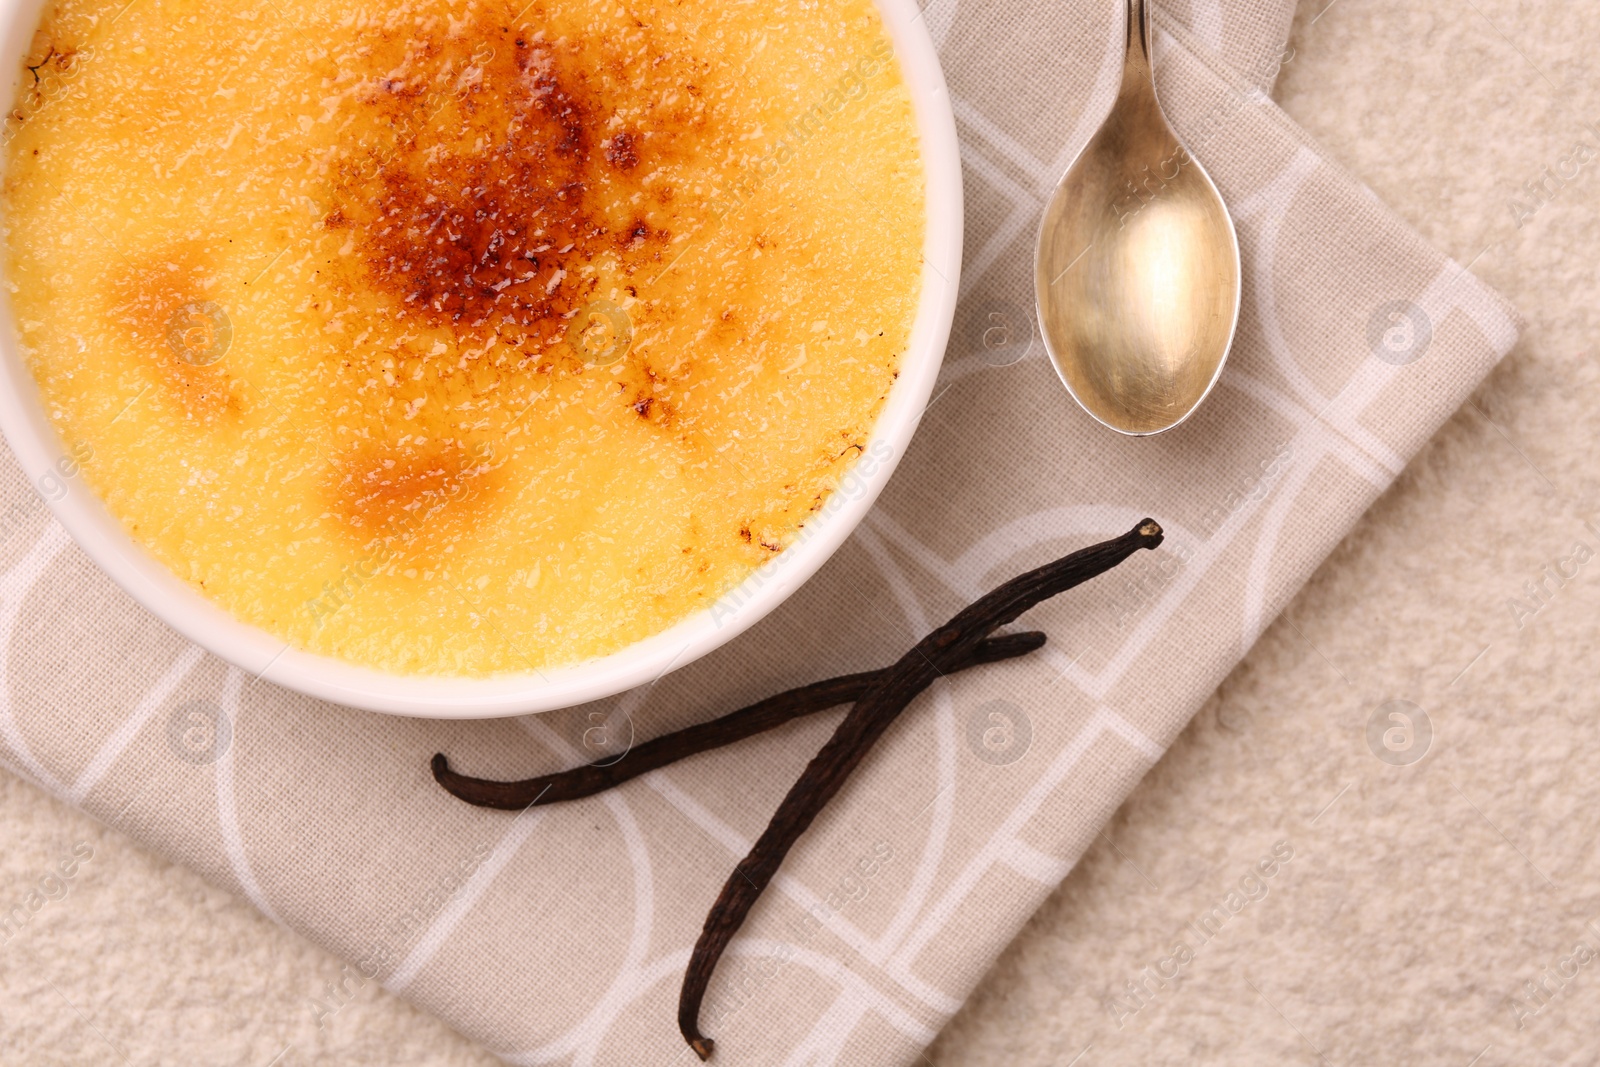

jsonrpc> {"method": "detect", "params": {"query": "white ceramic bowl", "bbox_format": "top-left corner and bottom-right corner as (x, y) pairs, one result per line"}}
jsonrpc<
(0, 0), (962, 718)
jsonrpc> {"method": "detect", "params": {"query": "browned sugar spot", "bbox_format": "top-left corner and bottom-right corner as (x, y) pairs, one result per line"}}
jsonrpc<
(104, 246), (239, 422)
(325, 7), (699, 353)
(604, 131), (638, 170)
(620, 218), (655, 252)
(314, 1), (717, 545)
(328, 438), (500, 552)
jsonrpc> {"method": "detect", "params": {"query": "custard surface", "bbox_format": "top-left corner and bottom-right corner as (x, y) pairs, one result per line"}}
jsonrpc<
(3, 0), (924, 674)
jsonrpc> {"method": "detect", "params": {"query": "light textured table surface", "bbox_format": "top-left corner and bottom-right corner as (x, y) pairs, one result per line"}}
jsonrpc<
(3, 0), (1596, 1063)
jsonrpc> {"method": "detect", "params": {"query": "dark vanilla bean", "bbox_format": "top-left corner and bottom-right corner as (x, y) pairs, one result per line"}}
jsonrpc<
(427, 519), (1163, 1059)
(431, 631), (1047, 810)
(678, 519), (1163, 1059)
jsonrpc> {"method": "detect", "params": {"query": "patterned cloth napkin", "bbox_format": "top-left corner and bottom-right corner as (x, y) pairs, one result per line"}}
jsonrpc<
(0, 0), (1520, 1063)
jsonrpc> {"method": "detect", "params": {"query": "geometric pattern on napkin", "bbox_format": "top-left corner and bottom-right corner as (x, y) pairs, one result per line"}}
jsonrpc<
(0, 1), (1519, 1063)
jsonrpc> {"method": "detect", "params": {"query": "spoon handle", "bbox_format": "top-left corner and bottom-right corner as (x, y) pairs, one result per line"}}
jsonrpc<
(1122, 0), (1154, 84)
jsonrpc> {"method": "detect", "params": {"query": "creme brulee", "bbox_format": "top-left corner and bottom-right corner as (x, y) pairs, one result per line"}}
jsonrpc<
(2, 0), (924, 674)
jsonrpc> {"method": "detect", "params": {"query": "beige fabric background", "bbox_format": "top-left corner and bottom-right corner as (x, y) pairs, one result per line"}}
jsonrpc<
(0, 0), (1589, 1065)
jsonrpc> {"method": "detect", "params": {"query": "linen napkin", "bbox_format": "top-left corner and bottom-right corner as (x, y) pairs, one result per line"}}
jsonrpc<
(0, 0), (1520, 1063)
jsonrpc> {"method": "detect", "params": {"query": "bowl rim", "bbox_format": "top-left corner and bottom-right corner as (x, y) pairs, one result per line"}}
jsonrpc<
(0, 0), (963, 718)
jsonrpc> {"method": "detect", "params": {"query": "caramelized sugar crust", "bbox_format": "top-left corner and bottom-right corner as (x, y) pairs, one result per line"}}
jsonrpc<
(327, 20), (683, 344)
(4, 0), (925, 674)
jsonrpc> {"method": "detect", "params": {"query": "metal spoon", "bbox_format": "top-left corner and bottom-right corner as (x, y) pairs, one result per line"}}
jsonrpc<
(1034, 0), (1240, 436)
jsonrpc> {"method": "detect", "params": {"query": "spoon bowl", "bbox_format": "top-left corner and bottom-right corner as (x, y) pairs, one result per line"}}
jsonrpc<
(1035, 0), (1240, 436)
